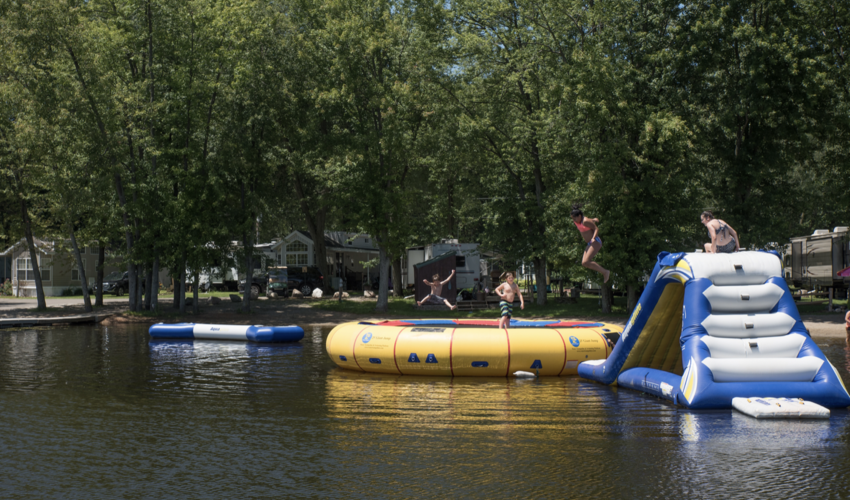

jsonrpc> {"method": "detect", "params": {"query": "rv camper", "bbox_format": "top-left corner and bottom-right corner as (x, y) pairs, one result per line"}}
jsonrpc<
(406, 240), (481, 290)
(785, 226), (850, 299)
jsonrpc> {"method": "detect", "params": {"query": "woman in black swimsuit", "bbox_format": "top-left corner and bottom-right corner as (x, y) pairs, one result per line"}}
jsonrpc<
(700, 211), (740, 253)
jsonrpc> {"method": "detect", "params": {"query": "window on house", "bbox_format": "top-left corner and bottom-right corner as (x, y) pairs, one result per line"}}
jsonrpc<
(285, 241), (309, 266)
(16, 258), (32, 281)
(90, 246), (99, 255)
(72, 259), (86, 281)
(287, 241), (307, 252)
(285, 254), (308, 266)
(40, 258), (51, 281)
(15, 258), (49, 281)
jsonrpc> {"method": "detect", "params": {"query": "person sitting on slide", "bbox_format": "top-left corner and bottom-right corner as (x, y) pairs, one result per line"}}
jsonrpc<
(700, 211), (740, 253)
(418, 270), (457, 310)
(571, 204), (610, 283)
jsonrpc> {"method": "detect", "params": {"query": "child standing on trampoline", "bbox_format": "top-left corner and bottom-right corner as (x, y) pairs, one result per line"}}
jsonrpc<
(571, 204), (610, 283)
(495, 272), (524, 329)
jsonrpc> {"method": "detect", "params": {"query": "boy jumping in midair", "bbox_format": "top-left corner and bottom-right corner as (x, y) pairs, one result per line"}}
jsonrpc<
(418, 269), (457, 310)
(495, 272), (524, 329)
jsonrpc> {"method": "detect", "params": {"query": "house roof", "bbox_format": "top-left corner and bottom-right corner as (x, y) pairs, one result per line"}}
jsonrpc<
(272, 230), (380, 254)
(0, 238), (55, 257)
(414, 251), (456, 269)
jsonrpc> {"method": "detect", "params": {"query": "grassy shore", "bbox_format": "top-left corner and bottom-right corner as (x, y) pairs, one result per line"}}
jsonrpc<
(310, 293), (632, 319)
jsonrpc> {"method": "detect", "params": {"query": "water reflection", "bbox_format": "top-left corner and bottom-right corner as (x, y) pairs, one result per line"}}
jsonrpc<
(1, 324), (850, 498)
(148, 339), (305, 395)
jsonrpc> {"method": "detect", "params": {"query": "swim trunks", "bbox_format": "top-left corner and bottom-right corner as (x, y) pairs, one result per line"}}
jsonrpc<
(500, 300), (513, 318)
(423, 294), (446, 304)
(586, 236), (602, 249)
(716, 239), (736, 253)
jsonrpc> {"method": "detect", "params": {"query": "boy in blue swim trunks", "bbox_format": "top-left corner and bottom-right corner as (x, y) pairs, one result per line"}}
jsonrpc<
(496, 272), (524, 329)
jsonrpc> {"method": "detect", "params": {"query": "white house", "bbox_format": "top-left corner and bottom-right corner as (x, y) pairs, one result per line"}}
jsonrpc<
(0, 238), (123, 297)
(271, 231), (381, 289)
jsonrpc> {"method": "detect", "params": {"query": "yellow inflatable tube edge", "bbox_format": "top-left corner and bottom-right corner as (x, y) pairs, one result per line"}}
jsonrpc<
(326, 321), (622, 377)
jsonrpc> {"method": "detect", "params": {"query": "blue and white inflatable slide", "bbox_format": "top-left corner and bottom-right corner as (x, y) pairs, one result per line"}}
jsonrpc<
(578, 251), (850, 409)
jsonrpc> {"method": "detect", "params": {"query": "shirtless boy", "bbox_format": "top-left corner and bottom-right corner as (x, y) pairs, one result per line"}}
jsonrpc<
(418, 269), (457, 310)
(495, 272), (524, 329)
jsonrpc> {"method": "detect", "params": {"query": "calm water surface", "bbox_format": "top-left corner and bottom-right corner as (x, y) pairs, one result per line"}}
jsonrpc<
(2, 324), (850, 499)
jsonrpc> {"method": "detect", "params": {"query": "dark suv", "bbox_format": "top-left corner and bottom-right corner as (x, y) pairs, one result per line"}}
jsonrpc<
(99, 271), (145, 296)
(238, 272), (270, 296)
(237, 267), (324, 297)
(287, 266), (324, 296)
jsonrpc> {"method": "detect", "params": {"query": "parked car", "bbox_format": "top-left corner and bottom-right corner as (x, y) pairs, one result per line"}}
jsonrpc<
(238, 266), (325, 297)
(98, 271), (145, 296)
(238, 272), (269, 296)
(287, 266), (324, 296)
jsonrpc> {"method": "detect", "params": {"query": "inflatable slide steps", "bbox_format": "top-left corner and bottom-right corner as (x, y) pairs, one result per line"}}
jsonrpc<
(578, 251), (850, 409)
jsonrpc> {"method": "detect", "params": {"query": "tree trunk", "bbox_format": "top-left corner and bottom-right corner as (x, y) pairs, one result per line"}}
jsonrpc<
(144, 264), (153, 311)
(391, 255), (403, 297)
(173, 272), (180, 308)
(179, 254), (187, 314)
(627, 284), (639, 312)
(150, 257), (159, 311)
(193, 271), (199, 315)
(68, 226), (92, 313)
(375, 240), (390, 313)
(242, 232), (253, 313)
(127, 262), (137, 312)
(135, 265), (144, 311)
(601, 285), (613, 313)
(533, 257), (548, 306)
(338, 256), (343, 303)
(293, 177), (332, 289)
(20, 198), (46, 309)
(95, 244), (105, 307)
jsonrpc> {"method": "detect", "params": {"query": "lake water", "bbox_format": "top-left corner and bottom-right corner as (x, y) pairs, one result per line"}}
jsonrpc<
(2, 324), (850, 499)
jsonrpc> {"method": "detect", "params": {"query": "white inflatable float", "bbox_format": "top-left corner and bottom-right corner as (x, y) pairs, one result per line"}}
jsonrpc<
(732, 397), (830, 419)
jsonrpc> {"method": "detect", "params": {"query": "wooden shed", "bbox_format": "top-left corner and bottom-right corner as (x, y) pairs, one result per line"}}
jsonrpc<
(414, 251), (457, 304)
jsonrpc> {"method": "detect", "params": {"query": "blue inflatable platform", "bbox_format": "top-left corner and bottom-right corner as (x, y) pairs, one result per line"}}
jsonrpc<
(149, 323), (304, 343)
(578, 251), (850, 409)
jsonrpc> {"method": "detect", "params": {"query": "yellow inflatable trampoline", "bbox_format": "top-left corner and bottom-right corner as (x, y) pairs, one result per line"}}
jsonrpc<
(326, 319), (622, 376)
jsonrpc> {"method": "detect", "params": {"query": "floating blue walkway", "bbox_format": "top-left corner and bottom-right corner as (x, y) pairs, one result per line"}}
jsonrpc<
(149, 323), (304, 343)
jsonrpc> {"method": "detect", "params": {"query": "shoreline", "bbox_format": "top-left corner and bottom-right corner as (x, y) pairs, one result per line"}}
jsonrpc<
(0, 296), (847, 339)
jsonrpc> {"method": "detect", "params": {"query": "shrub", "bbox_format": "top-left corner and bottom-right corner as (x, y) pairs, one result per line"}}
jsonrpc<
(0, 280), (11, 296)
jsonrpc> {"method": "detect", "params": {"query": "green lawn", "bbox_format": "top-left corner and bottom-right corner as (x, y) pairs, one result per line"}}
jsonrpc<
(796, 297), (848, 315)
(3, 290), (238, 300)
(311, 293), (632, 318)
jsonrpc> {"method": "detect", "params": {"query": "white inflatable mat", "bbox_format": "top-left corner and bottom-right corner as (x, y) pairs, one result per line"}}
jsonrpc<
(732, 397), (830, 419)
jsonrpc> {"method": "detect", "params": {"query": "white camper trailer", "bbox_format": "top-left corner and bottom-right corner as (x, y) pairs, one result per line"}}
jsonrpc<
(785, 226), (849, 299)
(421, 240), (480, 290)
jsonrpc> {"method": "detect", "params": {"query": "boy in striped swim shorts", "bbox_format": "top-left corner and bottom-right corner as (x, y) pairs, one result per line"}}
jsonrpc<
(495, 272), (524, 329)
